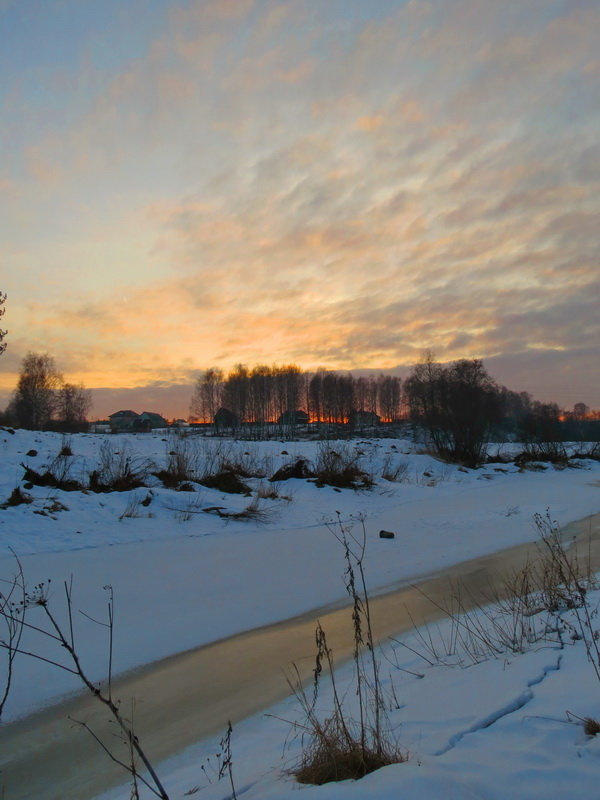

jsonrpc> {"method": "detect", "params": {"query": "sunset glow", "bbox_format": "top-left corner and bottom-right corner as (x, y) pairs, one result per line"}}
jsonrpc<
(1, 0), (599, 417)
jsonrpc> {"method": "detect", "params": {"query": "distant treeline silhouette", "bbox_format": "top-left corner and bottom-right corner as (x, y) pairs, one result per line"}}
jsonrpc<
(188, 359), (599, 465)
(190, 365), (402, 425)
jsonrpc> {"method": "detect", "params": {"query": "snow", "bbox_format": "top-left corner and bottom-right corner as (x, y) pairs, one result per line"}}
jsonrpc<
(97, 587), (600, 800)
(1, 428), (599, 799)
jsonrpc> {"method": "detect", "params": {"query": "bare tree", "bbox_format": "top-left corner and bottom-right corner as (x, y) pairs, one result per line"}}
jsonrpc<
(12, 352), (63, 429)
(405, 355), (502, 467)
(0, 292), (6, 356)
(222, 364), (249, 425)
(377, 375), (401, 422)
(190, 368), (224, 423)
(57, 383), (93, 431)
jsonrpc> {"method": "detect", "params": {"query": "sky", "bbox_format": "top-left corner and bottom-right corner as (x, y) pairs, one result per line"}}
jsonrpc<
(1, 0), (598, 419)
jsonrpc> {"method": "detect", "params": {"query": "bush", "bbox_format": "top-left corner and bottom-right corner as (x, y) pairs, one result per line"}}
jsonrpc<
(314, 444), (372, 489)
(199, 471), (251, 495)
(290, 516), (405, 785)
(1, 487), (33, 508)
(270, 458), (314, 482)
(89, 441), (150, 492)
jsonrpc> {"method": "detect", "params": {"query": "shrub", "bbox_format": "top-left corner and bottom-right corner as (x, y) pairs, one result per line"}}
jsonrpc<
(380, 455), (408, 482)
(21, 459), (82, 492)
(89, 441), (150, 492)
(270, 458), (314, 482)
(314, 444), (373, 489)
(1, 487), (33, 508)
(154, 437), (200, 488)
(199, 471), (251, 495)
(290, 516), (405, 785)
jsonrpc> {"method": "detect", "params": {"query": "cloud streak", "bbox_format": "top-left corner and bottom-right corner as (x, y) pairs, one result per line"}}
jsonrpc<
(1, 0), (599, 411)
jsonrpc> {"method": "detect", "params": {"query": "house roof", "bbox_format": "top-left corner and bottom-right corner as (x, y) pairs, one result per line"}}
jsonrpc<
(109, 410), (140, 419)
(140, 411), (167, 422)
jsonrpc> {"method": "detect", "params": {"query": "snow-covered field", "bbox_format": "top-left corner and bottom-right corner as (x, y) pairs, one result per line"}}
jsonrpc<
(1, 428), (599, 799)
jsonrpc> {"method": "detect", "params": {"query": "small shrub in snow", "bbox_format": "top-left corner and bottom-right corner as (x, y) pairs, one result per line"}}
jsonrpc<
(154, 438), (199, 488)
(58, 435), (73, 457)
(380, 454), (408, 482)
(89, 441), (150, 492)
(269, 458), (314, 482)
(290, 516), (405, 785)
(199, 471), (251, 495)
(314, 444), (373, 489)
(21, 459), (82, 492)
(1, 487), (33, 508)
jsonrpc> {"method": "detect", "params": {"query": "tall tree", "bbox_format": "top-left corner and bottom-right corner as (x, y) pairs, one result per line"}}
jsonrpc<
(57, 383), (92, 431)
(405, 355), (502, 467)
(12, 353), (63, 429)
(190, 368), (224, 423)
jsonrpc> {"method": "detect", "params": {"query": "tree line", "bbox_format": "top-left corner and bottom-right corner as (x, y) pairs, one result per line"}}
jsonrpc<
(1, 352), (92, 432)
(190, 365), (402, 425)
(190, 356), (598, 466)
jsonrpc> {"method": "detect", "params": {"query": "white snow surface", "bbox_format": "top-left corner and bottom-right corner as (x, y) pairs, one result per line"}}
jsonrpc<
(126, 595), (600, 800)
(1, 429), (599, 799)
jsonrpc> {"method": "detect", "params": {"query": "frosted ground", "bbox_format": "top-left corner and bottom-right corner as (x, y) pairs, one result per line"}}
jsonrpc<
(0, 428), (599, 799)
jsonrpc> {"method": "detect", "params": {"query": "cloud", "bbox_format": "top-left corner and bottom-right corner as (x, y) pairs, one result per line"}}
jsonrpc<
(1, 0), (599, 409)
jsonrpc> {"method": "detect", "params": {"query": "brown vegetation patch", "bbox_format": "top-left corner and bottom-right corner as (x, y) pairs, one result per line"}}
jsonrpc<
(1, 486), (33, 508)
(270, 459), (314, 482)
(294, 727), (405, 785)
(21, 463), (82, 492)
(199, 471), (251, 495)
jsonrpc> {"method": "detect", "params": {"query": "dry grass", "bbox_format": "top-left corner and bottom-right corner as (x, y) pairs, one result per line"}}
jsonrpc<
(584, 717), (600, 736)
(380, 455), (409, 483)
(288, 516), (405, 786)
(395, 511), (597, 671)
(199, 471), (251, 495)
(294, 719), (404, 785)
(314, 444), (373, 489)
(89, 442), (150, 493)
(1, 486), (33, 508)
(270, 458), (314, 482)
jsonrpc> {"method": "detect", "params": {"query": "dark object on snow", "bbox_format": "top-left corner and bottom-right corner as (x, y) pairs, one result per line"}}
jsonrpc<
(270, 458), (314, 482)
(379, 530), (395, 539)
(26, 449), (38, 457)
(21, 463), (82, 492)
(1, 486), (33, 508)
(200, 470), (251, 495)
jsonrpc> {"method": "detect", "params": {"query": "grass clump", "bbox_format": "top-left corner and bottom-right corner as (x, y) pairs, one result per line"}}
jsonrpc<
(294, 713), (401, 785)
(313, 444), (373, 489)
(21, 461), (82, 492)
(270, 458), (314, 482)
(154, 438), (200, 488)
(89, 442), (150, 493)
(1, 487), (33, 508)
(584, 717), (600, 736)
(289, 515), (405, 786)
(199, 471), (251, 495)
